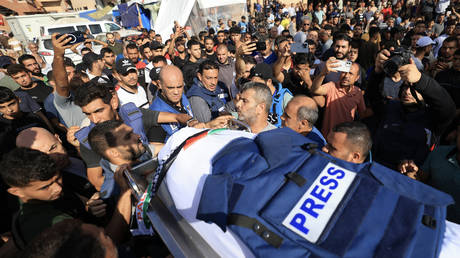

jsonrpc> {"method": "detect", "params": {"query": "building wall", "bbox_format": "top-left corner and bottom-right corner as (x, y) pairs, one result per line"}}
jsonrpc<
(70, 0), (97, 11)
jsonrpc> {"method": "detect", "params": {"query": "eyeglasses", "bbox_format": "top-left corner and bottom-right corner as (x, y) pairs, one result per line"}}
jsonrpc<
(303, 23), (311, 26)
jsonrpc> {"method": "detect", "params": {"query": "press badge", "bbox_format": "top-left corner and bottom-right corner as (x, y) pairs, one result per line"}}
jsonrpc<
(282, 163), (356, 243)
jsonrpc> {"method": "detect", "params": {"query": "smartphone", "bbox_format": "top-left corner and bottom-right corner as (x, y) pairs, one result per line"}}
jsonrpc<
(290, 42), (309, 53)
(256, 41), (266, 51)
(334, 60), (352, 73)
(58, 31), (86, 46)
(131, 158), (158, 176)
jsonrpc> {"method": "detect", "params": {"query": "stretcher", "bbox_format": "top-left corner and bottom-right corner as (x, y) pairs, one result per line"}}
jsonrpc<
(124, 127), (460, 258)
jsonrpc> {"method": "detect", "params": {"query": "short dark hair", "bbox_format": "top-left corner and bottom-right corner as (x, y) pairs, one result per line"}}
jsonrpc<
(7, 64), (29, 76)
(198, 59), (219, 74)
(100, 47), (114, 57)
(331, 122), (372, 159)
(0, 86), (17, 104)
(199, 31), (208, 39)
(80, 47), (92, 54)
(229, 26), (241, 34)
(46, 70), (54, 82)
(74, 82), (113, 107)
(126, 43), (138, 51)
(369, 27), (380, 38)
(275, 36), (289, 46)
(187, 39), (200, 49)
(18, 54), (36, 65)
(64, 57), (75, 68)
(151, 55), (167, 64)
(21, 219), (106, 258)
(243, 55), (257, 65)
(444, 36), (458, 45)
(88, 120), (124, 159)
(0, 148), (57, 187)
(293, 52), (315, 67)
(351, 39), (361, 49)
(333, 33), (352, 44)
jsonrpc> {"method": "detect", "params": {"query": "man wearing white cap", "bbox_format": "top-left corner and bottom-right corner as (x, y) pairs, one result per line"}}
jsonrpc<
(414, 36), (436, 71)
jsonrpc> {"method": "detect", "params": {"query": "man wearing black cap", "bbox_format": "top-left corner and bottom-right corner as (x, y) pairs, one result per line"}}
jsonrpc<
(113, 58), (149, 109)
(249, 63), (293, 128)
(83, 52), (112, 84)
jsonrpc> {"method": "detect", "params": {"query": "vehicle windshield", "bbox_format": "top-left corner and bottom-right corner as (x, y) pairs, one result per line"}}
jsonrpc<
(48, 26), (76, 35)
(105, 23), (121, 31)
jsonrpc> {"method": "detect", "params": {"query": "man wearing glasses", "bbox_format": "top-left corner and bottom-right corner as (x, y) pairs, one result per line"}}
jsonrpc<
(294, 17), (311, 44)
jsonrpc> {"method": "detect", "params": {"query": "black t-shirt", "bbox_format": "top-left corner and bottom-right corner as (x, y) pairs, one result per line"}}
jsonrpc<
(205, 53), (217, 62)
(282, 70), (313, 96)
(0, 112), (49, 157)
(182, 60), (200, 87)
(435, 69), (460, 108)
(15, 81), (52, 108)
(172, 54), (189, 69)
(80, 109), (163, 168)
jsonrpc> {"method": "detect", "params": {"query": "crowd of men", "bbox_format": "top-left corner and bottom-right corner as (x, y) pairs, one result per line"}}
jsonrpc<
(0, 0), (460, 256)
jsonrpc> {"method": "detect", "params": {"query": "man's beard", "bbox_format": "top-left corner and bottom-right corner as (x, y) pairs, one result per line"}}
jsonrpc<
(31, 71), (43, 77)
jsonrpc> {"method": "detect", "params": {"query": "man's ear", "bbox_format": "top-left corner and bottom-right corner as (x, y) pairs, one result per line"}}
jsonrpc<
(352, 151), (362, 163)
(300, 119), (312, 131)
(7, 187), (24, 199)
(197, 72), (203, 82)
(106, 148), (119, 161)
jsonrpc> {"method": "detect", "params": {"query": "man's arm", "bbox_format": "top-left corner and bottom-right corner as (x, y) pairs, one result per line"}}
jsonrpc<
(189, 96), (212, 122)
(310, 58), (339, 96)
(51, 34), (73, 98)
(235, 43), (256, 78)
(104, 165), (132, 245)
(90, 38), (108, 48)
(273, 55), (290, 83)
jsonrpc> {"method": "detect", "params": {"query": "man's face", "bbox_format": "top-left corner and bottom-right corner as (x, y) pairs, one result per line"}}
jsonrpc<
(270, 27), (278, 38)
(155, 35), (162, 43)
(160, 72), (184, 105)
(415, 23), (426, 33)
(176, 41), (186, 53)
(65, 66), (75, 82)
(446, 25), (455, 35)
(353, 26), (363, 38)
(349, 48), (359, 62)
(235, 88), (259, 125)
(387, 19), (395, 28)
(243, 63), (255, 79)
(302, 20), (311, 31)
(281, 101), (301, 131)
(308, 43), (317, 54)
(307, 31), (318, 42)
(453, 54), (460, 71)
(334, 39), (350, 59)
(30, 133), (69, 171)
(152, 47), (163, 57)
(127, 48), (139, 64)
(400, 86), (423, 104)
(204, 39), (214, 52)
(440, 41), (458, 59)
(28, 43), (38, 53)
(103, 52), (116, 67)
(81, 98), (117, 124)
(322, 132), (354, 162)
(112, 124), (146, 162)
(118, 70), (138, 88)
(22, 58), (40, 74)
(106, 34), (115, 44)
(216, 47), (229, 64)
(17, 174), (63, 202)
(142, 47), (153, 61)
(189, 44), (202, 60)
(230, 33), (241, 43)
(11, 71), (33, 87)
(411, 35), (422, 48)
(340, 64), (360, 87)
(293, 64), (310, 78)
(0, 98), (20, 119)
(198, 69), (219, 91)
(217, 33), (225, 43)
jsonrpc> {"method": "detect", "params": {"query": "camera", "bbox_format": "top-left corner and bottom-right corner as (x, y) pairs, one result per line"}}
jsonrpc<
(256, 41), (267, 51)
(57, 31), (86, 46)
(383, 48), (412, 76)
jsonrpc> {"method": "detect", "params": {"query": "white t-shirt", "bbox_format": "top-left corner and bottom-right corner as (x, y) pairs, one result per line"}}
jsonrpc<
(116, 85), (149, 109)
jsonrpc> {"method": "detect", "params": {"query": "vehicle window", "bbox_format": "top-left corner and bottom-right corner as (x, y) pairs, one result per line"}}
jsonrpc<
(89, 24), (102, 34)
(43, 39), (53, 50)
(48, 27), (76, 35)
(76, 25), (87, 32)
(105, 23), (121, 31)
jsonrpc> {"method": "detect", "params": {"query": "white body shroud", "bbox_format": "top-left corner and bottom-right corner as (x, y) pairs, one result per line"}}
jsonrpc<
(157, 127), (460, 258)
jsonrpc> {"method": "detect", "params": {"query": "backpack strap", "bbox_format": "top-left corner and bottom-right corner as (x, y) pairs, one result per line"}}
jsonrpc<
(118, 103), (149, 145)
(75, 124), (95, 150)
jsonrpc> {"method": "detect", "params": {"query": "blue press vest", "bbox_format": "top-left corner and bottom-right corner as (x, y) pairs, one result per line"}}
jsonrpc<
(270, 83), (292, 128)
(149, 93), (193, 141)
(75, 102), (149, 150)
(186, 78), (229, 120)
(196, 127), (453, 258)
